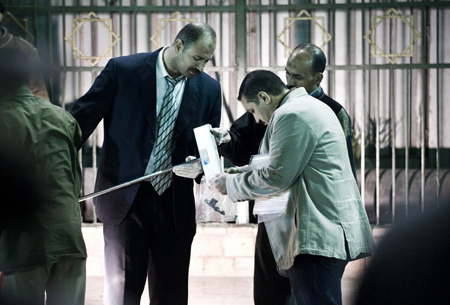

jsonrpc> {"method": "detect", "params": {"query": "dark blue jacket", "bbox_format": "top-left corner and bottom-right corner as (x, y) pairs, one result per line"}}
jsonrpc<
(71, 49), (221, 237)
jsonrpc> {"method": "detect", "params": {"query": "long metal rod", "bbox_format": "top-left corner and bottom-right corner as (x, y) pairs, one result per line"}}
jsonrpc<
(78, 167), (173, 202)
(79, 158), (201, 202)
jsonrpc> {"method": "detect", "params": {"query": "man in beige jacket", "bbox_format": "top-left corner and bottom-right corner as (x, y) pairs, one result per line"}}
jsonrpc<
(211, 70), (375, 305)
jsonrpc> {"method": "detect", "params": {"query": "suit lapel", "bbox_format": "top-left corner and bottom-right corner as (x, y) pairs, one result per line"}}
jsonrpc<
(173, 77), (201, 143)
(139, 49), (161, 138)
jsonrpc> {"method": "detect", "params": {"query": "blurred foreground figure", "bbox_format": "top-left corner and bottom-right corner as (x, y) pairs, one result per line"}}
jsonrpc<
(0, 0), (50, 101)
(355, 203), (450, 305)
(211, 70), (375, 305)
(0, 47), (86, 305)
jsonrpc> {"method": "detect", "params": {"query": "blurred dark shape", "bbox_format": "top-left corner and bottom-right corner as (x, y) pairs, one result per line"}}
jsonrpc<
(355, 203), (450, 305)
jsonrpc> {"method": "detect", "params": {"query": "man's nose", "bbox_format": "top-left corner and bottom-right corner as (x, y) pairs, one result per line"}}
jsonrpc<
(286, 77), (294, 87)
(197, 61), (206, 72)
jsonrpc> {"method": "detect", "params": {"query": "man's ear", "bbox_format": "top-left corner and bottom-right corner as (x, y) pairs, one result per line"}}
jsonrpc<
(175, 39), (184, 54)
(257, 91), (271, 105)
(314, 72), (324, 86)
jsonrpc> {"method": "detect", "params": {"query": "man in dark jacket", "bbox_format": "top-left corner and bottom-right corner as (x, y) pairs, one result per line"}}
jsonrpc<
(71, 22), (221, 305)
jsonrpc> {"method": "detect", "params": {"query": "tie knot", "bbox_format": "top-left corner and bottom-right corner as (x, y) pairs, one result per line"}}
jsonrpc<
(165, 76), (177, 88)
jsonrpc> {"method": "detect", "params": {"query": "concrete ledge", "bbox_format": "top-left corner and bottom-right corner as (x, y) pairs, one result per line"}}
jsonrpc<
(83, 223), (389, 279)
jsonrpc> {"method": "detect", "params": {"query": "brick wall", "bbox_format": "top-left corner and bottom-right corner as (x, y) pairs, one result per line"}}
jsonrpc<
(83, 223), (389, 278)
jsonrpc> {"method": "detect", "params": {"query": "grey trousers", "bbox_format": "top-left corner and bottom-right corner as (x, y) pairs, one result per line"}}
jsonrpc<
(0, 257), (86, 305)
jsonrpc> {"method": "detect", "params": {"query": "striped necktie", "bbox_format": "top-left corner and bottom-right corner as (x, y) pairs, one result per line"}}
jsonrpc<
(151, 76), (179, 195)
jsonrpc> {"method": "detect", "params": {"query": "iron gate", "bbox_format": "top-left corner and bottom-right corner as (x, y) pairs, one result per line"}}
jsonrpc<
(3, 0), (449, 224)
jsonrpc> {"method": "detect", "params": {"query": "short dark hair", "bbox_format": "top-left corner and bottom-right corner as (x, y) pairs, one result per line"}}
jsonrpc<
(238, 70), (287, 102)
(0, 1), (4, 14)
(175, 22), (216, 50)
(0, 48), (31, 90)
(293, 43), (326, 74)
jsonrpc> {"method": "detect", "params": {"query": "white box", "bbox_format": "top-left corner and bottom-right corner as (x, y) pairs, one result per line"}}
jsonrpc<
(193, 124), (223, 180)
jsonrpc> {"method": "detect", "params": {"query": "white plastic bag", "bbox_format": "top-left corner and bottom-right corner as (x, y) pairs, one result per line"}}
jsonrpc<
(195, 176), (237, 223)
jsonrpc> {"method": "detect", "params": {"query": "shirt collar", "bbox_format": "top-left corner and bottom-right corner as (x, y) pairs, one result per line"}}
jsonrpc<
(156, 46), (170, 81)
(156, 46), (185, 83)
(280, 87), (308, 107)
(309, 85), (324, 99)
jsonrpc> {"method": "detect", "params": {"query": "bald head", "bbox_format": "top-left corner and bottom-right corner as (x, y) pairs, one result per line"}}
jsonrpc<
(174, 22), (216, 51)
(293, 43), (326, 74)
(285, 43), (326, 93)
(164, 22), (217, 79)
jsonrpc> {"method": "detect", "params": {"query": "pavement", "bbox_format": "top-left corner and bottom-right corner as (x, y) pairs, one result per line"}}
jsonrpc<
(85, 275), (361, 305)
(82, 223), (375, 305)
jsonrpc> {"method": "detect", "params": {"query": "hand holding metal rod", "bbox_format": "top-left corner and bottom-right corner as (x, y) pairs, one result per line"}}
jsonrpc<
(78, 158), (200, 202)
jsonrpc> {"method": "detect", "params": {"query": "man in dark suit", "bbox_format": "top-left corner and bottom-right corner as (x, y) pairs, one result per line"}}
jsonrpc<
(70, 22), (221, 305)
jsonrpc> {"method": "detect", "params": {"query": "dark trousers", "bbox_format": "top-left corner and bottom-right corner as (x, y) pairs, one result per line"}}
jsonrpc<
(254, 222), (291, 305)
(287, 254), (348, 305)
(102, 182), (193, 305)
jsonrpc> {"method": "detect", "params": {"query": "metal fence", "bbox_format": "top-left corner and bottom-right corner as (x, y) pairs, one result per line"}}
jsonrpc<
(3, 0), (449, 224)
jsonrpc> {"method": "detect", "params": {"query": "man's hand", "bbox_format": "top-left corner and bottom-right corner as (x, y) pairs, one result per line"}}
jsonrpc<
(173, 156), (203, 178)
(225, 165), (250, 174)
(210, 127), (231, 146)
(209, 173), (228, 195)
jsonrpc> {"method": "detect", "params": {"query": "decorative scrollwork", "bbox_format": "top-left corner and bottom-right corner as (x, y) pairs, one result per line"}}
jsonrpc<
(277, 10), (332, 58)
(64, 12), (120, 67)
(364, 8), (421, 64)
(150, 11), (197, 48)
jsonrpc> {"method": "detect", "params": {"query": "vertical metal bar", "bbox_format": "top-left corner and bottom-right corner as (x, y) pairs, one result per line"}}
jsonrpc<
(388, 12), (396, 224)
(147, 0), (152, 52)
(235, 0), (246, 88)
(390, 67), (396, 223)
(62, 0), (68, 72)
(120, 0), (123, 56)
(32, 0), (37, 45)
(405, 69), (410, 218)
(46, 2), (54, 103)
(360, 4), (366, 207)
(258, 1), (262, 67)
(60, 0), (68, 110)
(219, 2), (223, 71)
(235, 0), (247, 224)
(420, 6), (427, 213)
(346, 1), (351, 121)
(92, 1), (98, 68)
(91, 70), (98, 224)
(294, 0), (310, 44)
(272, 4), (277, 68)
(435, 8), (441, 206)
(133, 4), (137, 54)
(376, 69), (380, 225)
(329, 4), (335, 99)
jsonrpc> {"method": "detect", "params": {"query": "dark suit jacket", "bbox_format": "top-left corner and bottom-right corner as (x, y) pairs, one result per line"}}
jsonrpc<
(71, 49), (221, 238)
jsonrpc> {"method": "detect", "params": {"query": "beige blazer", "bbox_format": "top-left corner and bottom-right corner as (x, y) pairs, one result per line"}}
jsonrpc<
(226, 87), (375, 271)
